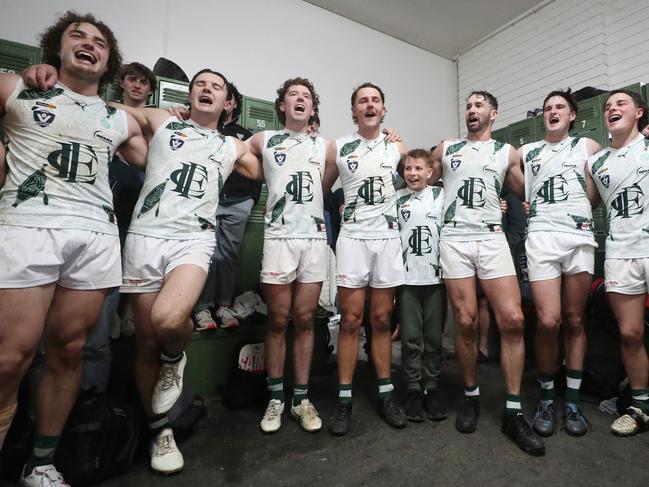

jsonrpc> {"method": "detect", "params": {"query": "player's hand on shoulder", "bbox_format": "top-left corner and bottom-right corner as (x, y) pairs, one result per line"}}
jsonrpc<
(168, 105), (190, 120)
(383, 127), (401, 143)
(23, 64), (58, 90)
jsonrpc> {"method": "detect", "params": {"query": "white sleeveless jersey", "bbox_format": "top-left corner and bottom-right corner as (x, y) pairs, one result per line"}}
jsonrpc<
(397, 186), (444, 285)
(440, 139), (510, 241)
(523, 137), (595, 239)
(0, 80), (128, 234)
(336, 133), (401, 239)
(128, 117), (237, 240)
(587, 134), (649, 258)
(262, 130), (326, 239)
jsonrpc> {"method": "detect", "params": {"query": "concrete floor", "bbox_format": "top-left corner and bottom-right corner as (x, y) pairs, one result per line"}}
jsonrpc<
(93, 346), (649, 487)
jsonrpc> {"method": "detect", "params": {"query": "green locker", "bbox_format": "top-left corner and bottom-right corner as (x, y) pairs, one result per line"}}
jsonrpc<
(570, 95), (607, 147)
(240, 95), (279, 133)
(509, 117), (537, 148)
(491, 126), (510, 145)
(0, 39), (42, 142)
(533, 114), (545, 142)
(620, 82), (643, 96)
(236, 184), (268, 294)
(0, 38), (42, 75)
(643, 84), (649, 105)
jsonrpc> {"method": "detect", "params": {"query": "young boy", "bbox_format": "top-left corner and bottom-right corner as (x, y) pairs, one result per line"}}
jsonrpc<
(397, 149), (447, 422)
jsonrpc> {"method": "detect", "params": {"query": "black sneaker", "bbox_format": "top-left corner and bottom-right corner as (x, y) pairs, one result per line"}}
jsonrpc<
(425, 389), (448, 421)
(379, 397), (407, 429)
(455, 397), (479, 433)
(404, 391), (425, 423)
(532, 400), (556, 437)
(501, 411), (546, 456)
(329, 402), (352, 436)
(563, 403), (590, 437)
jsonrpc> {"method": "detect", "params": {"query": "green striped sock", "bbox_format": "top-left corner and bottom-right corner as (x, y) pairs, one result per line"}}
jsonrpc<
(465, 384), (480, 402)
(267, 377), (284, 402)
(377, 378), (394, 400)
(339, 384), (352, 404)
(292, 384), (308, 407)
(538, 372), (555, 401)
(565, 369), (582, 404)
(25, 436), (60, 472)
(506, 394), (522, 415)
(631, 388), (649, 414)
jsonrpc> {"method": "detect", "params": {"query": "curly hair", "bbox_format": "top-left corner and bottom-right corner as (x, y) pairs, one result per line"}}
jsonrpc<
(39, 11), (122, 94)
(274, 77), (320, 125)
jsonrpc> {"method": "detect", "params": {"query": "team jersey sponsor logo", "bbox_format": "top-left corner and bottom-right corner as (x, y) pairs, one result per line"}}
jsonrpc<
(531, 162), (541, 176)
(347, 159), (358, 173)
(93, 130), (113, 144)
(482, 165), (497, 175)
(208, 155), (224, 167)
(450, 158), (461, 170)
(400, 207), (411, 222)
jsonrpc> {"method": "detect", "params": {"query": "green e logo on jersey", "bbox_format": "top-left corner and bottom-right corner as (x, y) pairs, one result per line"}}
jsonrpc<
(610, 183), (644, 219)
(358, 176), (385, 205)
(286, 171), (315, 204)
(536, 176), (569, 204)
(457, 177), (486, 208)
(47, 142), (98, 184)
(408, 226), (433, 256)
(169, 162), (208, 199)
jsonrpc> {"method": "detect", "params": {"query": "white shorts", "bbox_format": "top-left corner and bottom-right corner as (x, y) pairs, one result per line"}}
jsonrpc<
(0, 225), (121, 290)
(121, 233), (214, 293)
(440, 238), (515, 280)
(605, 257), (649, 295)
(260, 238), (327, 285)
(526, 232), (595, 281)
(335, 236), (405, 288)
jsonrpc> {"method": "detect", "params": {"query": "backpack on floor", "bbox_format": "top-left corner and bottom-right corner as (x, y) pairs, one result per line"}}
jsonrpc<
(167, 383), (206, 442)
(55, 392), (141, 486)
